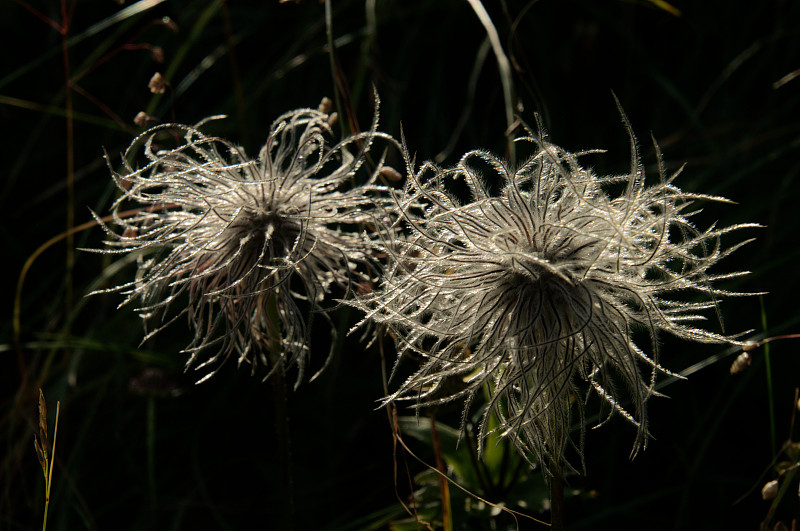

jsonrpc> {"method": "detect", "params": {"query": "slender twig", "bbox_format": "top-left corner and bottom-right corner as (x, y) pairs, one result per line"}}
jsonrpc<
(760, 296), (777, 460)
(391, 416), (548, 527)
(60, 0), (75, 324)
(14, 206), (173, 346)
(379, 335), (423, 524)
(266, 293), (293, 531)
(429, 415), (453, 531)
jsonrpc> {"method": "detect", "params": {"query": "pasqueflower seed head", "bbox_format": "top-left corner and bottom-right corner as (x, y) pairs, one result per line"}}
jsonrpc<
(356, 115), (758, 470)
(93, 103), (395, 386)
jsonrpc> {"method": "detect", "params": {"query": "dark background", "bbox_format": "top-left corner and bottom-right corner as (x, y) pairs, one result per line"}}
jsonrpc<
(2, 0), (799, 529)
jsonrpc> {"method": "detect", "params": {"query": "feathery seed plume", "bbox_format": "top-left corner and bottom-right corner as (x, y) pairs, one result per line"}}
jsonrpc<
(93, 102), (395, 386)
(356, 115), (757, 470)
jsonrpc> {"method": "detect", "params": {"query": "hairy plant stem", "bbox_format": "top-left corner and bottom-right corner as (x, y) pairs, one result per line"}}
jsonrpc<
(549, 457), (565, 531)
(429, 415), (453, 531)
(266, 293), (293, 531)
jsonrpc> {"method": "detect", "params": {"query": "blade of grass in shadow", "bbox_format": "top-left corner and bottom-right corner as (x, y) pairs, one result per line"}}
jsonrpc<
(14, 208), (163, 347)
(2, 0), (165, 90)
(760, 296), (777, 460)
(60, 0), (76, 327)
(324, 0), (359, 137)
(145, 0), (221, 118)
(219, 0), (249, 145)
(0, 96), (125, 129)
(465, 0), (516, 162)
(434, 38), (491, 164)
(429, 415), (453, 531)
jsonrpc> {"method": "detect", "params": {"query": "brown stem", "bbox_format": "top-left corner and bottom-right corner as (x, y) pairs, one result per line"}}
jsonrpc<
(61, 0), (75, 324)
(430, 415), (453, 531)
(549, 458), (565, 531)
(266, 294), (293, 531)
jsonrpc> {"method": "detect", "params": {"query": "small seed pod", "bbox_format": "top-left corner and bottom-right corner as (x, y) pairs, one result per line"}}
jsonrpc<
(134, 112), (157, 127)
(318, 97), (333, 114)
(327, 112), (338, 127)
(730, 352), (752, 374)
(379, 166), (403, 182)
(148, 72), (166, 94)
(762, 479), (779, 500)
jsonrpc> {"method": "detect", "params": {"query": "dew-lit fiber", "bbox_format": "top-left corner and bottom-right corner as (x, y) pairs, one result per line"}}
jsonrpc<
(92, 102), (396, 386)
(356, 115), (757, 469)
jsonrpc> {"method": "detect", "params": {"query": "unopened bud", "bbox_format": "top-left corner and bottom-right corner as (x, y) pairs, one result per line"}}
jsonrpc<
(148, 72), (167, 94)
(134, 112), (157, 127)
(730, 352), (751, 374)
(318, 97), (333, 114)
(762, 479), (779, 500)
(327, 112), (338, 127)
(380, 166), (403, 182)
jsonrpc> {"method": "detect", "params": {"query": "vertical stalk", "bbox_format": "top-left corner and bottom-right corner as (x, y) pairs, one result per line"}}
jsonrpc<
(60, 0), (75, 319)
(760, 296), (776, 460)
(548, 457), (565, 531)
(429, 415), (453, 531)
(266, 294), (293, 531)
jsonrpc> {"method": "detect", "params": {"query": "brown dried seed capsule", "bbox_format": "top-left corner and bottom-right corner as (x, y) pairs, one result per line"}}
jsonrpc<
(762, 479), (779, 500)
(379, 166), (403, 182)
(327, 112), (338, 127)
(148, 72), (166, 94)
(730, 352), (752, 374)
(134, 112), (157, 127)
(318, 97), (333, 114)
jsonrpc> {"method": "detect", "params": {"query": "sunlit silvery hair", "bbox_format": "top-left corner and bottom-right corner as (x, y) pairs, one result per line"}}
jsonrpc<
(356, 114), (757, 470)
(93, 102), (395, 386)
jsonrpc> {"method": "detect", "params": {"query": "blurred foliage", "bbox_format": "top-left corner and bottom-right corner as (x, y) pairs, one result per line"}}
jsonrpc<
(2, 0), (800, 529)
